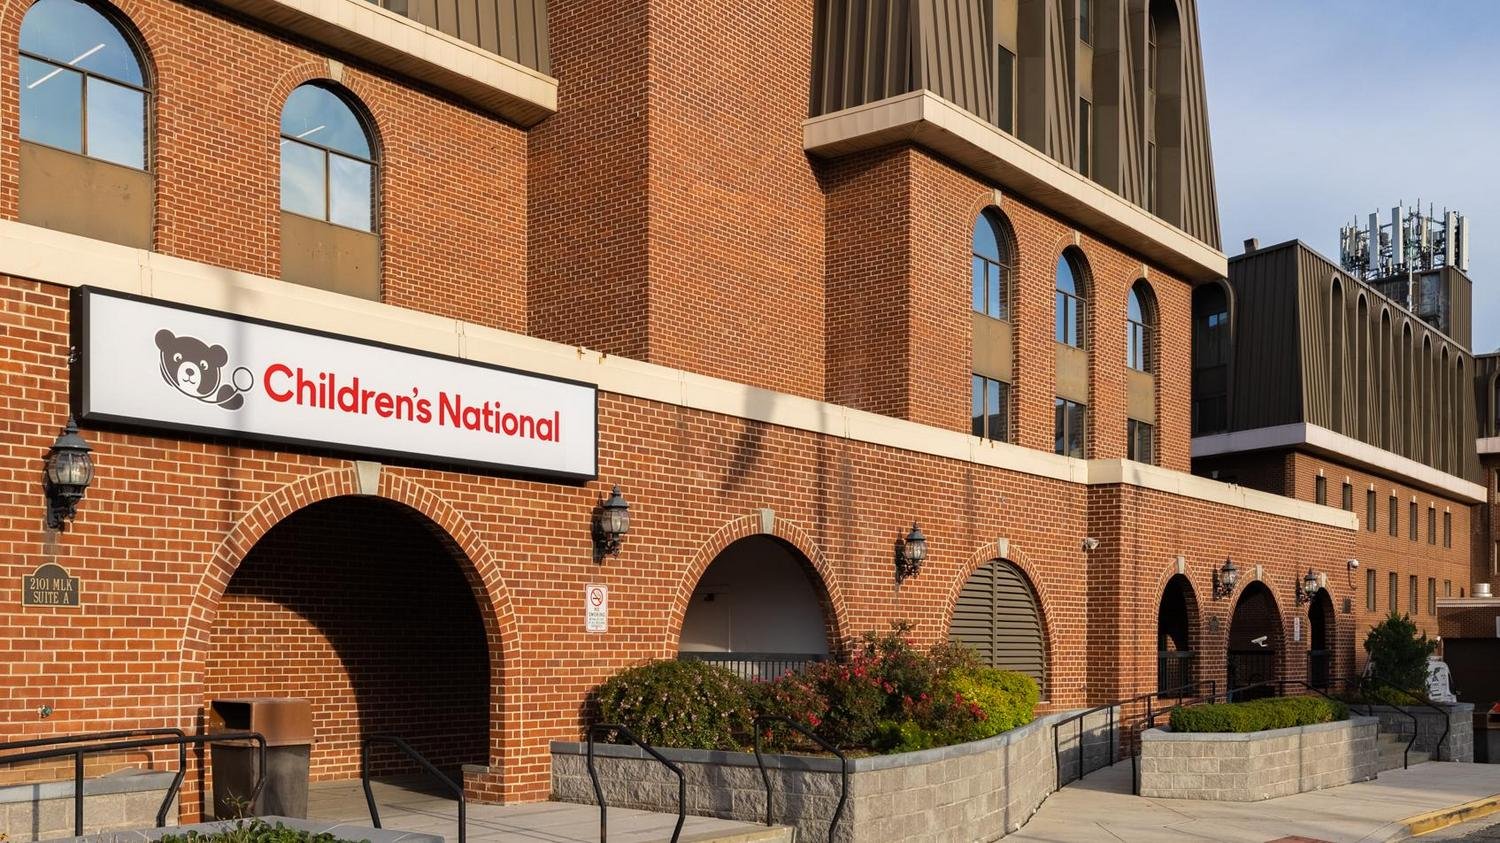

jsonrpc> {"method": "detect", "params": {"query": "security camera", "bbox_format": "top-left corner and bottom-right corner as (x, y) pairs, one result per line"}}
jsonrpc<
(1081, 537), (1100, 552)
(1347, 559), (1359, 570)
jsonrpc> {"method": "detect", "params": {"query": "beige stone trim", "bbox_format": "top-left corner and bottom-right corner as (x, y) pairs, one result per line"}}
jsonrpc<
(203, 0), (557, 126)
(1479, 436), (1500, 455)
(801, 91), (1227, 283)
(0, 220), (1344, 529)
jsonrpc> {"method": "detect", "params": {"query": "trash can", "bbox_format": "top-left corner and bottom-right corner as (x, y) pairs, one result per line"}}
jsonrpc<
(209, 698), (313, 819)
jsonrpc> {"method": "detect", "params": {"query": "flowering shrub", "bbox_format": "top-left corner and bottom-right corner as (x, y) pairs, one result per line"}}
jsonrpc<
(593, 659), (753, 750)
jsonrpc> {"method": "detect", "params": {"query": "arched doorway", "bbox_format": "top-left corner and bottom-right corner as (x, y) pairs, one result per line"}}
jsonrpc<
(678, 535), (832, 680)
(1157, 575), (1199, 695)
(1227, 581), (1282, 700)
(204, 497), (491, 784)
(948, 559), (1047, 695)
(1308, 590), (1336, 689)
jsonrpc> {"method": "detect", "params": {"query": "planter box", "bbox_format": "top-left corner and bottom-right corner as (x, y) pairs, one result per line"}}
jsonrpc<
(1361, 703), (1473, 762)
(57, 816), (440, 843)
(1138, 716), (1378, 801)
(551, 707), (1117, 843)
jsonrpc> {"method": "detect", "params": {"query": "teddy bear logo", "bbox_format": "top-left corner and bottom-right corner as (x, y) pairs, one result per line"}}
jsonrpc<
(154, 329), (255, 410)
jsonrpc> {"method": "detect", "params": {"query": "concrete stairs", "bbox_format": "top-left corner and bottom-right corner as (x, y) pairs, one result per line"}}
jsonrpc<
(1378, 731), (1432, 771)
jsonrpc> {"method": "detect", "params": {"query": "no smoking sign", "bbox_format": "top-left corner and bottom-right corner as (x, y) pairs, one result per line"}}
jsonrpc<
(585, 584), (608, 633)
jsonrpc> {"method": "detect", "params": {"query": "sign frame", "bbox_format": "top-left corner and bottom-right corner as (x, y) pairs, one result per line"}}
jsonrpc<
(22, 563), (81, 608)
(70, 287), (599, 482)
(585, 584), (608, 633)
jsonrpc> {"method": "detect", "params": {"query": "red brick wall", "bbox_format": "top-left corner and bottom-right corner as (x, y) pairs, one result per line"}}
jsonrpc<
(205, 497), (489, 781)
(0, 0), (527, 332)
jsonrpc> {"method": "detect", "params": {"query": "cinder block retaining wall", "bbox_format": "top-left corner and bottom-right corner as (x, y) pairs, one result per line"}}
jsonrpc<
(0, 771), (177, 840)
(1362, 703), (1473, 762)
(551, 708), (1117, 843)
(1138, 716), (1378, 802)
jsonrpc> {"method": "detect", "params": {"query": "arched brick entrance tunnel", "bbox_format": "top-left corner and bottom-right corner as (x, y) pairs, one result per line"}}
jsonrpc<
(203, 496), (491, 782)
(1157, 574), (1200, 695)
(1227, 581), (1284, 700)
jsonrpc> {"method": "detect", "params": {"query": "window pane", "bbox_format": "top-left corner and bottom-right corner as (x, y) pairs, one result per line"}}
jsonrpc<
(1055, 292), (1067, 343)
(20, 56), (82, 153)
(972, 375), (985, 438)
(988, 263), (1002, 318)
(282, 84), (370, 159)
(1054, 398), (1066, 455)
(329, 155), (373, 231)
(85, 76), (144, 168)
(1366, 570), (1375, 611)
(987, 380), (1004, 442)
(281, 140), (326, 219)
(21, 0), (143, 86)
(1067, 402), (1085, 458)
(972, 258), (985, 313)
(1074, 298), (1086, 347)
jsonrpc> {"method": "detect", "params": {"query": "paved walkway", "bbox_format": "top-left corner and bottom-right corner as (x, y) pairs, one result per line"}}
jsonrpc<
(1008, 760), (1500, 843)
(306, 778), (785, 843)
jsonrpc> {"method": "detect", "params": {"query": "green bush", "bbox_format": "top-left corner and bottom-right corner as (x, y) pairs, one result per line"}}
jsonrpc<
(1363, 612), (1437, 696)
(160, 820), (367, 843)
(593, 659), (753, 750)
(1169, 696), (1348, 733)
(947, 668), (1040, 741)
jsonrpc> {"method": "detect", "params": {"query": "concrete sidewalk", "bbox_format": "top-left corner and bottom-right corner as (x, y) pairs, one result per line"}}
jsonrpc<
(1007, 760), (1500, 843)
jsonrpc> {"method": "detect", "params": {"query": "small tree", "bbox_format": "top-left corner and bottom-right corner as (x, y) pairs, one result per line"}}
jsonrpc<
(1363, 611), (1437, 694)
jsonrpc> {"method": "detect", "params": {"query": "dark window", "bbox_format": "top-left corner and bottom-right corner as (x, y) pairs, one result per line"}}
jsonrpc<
(1428, 506), (1436, 545)
(20, 0), (147, 169)
(1079, 0), (1092, 44)
(1409, 575), (1418, 615)
(1128, 419), (1154, 463)
(1365, 489), (1376, 532)
(1315, 476), (1327, 506)
(995, 47), (1015, 134)
(1341, 482), (1353, 512)
(1078, 99), (1092, 178)
(1445, 579), (1452, 597)
(1428, 578), (1437, 615)
(1192, 285), (1229, 435)
(1443, 511), (1452, 548)
(971, 375), (1009, 442)
(281, 83), (376, 231)
(1055, 252), (1087, 347)
(1366, 569), (1376, 611)
(1128, 281), (1154, 372)
(1054, 398), (1086, 458)
(1409, 500), (1418, 541)
(1388, 494), (1398, 537)
(1388, 572), (1398, 612)
(971, 210), (1011, 320)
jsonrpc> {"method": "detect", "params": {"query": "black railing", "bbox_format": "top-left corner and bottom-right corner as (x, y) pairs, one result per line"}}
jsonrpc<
(586, 723), (684, 843)
(677, 652), (826, 681)
(361, 735), (466, 843)
(752, 716), (847, 843)
(1218, 677), (1422, 769)
(1156, 651), (1195, 696)
(0, 729), (265, 837)
(1358, 674), (1453, 767)
(1226, 650), (1276, 700)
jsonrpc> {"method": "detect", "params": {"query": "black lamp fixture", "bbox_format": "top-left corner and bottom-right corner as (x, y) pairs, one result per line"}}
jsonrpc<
(1212, 557), (1239, 600)
(896, 523), (927, 583)
(44, 415), (94, 531)
(1296, 568), (1322, 606)
(592, 485), (630, 558)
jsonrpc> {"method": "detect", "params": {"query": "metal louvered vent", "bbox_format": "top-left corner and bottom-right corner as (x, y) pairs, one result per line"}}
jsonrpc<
(948, 560), (1046, 691)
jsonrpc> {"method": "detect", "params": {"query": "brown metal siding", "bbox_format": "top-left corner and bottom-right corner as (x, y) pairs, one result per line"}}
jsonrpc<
(1477, 354), (1500, 439)
(1219, 246), (1303, 432)
(810, 0), (1220, 248)
(388, 0), (548, 73)
(948, 559), (1046, 688)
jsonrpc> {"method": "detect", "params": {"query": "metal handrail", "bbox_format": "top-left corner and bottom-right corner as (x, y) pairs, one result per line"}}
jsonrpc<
(1358, 674), (1453, 765)
(361, 735), (466, 843)
(586, 723), (685, 843)
(752, 716), (847, 842)
(0, 729), (188, 828)
(1214, 677), (1421, 769)
(1050, 683), (1206, 790)
(0, 730), (265, 837)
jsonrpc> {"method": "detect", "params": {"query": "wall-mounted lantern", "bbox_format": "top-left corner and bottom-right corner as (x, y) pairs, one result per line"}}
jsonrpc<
(1296, 568), (1322, 606)
(592, 485), (630, 559)
(896, 523), (927, 583)
(1212, 557), (1239, 600)
(44, 416), (94, 531)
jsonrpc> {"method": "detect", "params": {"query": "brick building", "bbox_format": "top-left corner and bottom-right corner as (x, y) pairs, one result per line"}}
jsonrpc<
(1, 0), (1365, 824)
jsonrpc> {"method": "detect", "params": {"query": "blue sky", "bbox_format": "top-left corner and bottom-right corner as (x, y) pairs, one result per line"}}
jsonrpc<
(1199, 1), (1500, 353)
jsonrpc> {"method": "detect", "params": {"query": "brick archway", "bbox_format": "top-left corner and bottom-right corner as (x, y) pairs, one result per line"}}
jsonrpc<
(942, 541), (1059, 693)
(178, 466), (521, 784)
(667, 513), (851, 655)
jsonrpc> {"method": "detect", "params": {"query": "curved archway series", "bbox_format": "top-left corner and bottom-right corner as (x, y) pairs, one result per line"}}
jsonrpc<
(1157, 574), (1200, 694)
(1227, 581), (1283, 700)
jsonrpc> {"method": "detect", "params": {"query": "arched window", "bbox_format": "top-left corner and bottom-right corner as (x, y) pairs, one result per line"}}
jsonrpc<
(1330, 280), (1345, 430)
(1146, 0), (1180, 219)
(20, 0), (147, 169)
(971, 210), (1013, 320)
(1055, 250), (1088, 347)
(1128, 281), (1156, 372)
(281, 84), (376, 232)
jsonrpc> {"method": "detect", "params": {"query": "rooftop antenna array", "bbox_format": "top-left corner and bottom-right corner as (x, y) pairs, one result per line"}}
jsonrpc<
(1339, 202), (1469, 283)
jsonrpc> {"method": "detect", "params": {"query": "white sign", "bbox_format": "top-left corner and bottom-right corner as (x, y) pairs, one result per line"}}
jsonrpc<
(73, 289), (597, 479)
(1293, 616), (1302, 643)
(585, 584), (608, 633)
